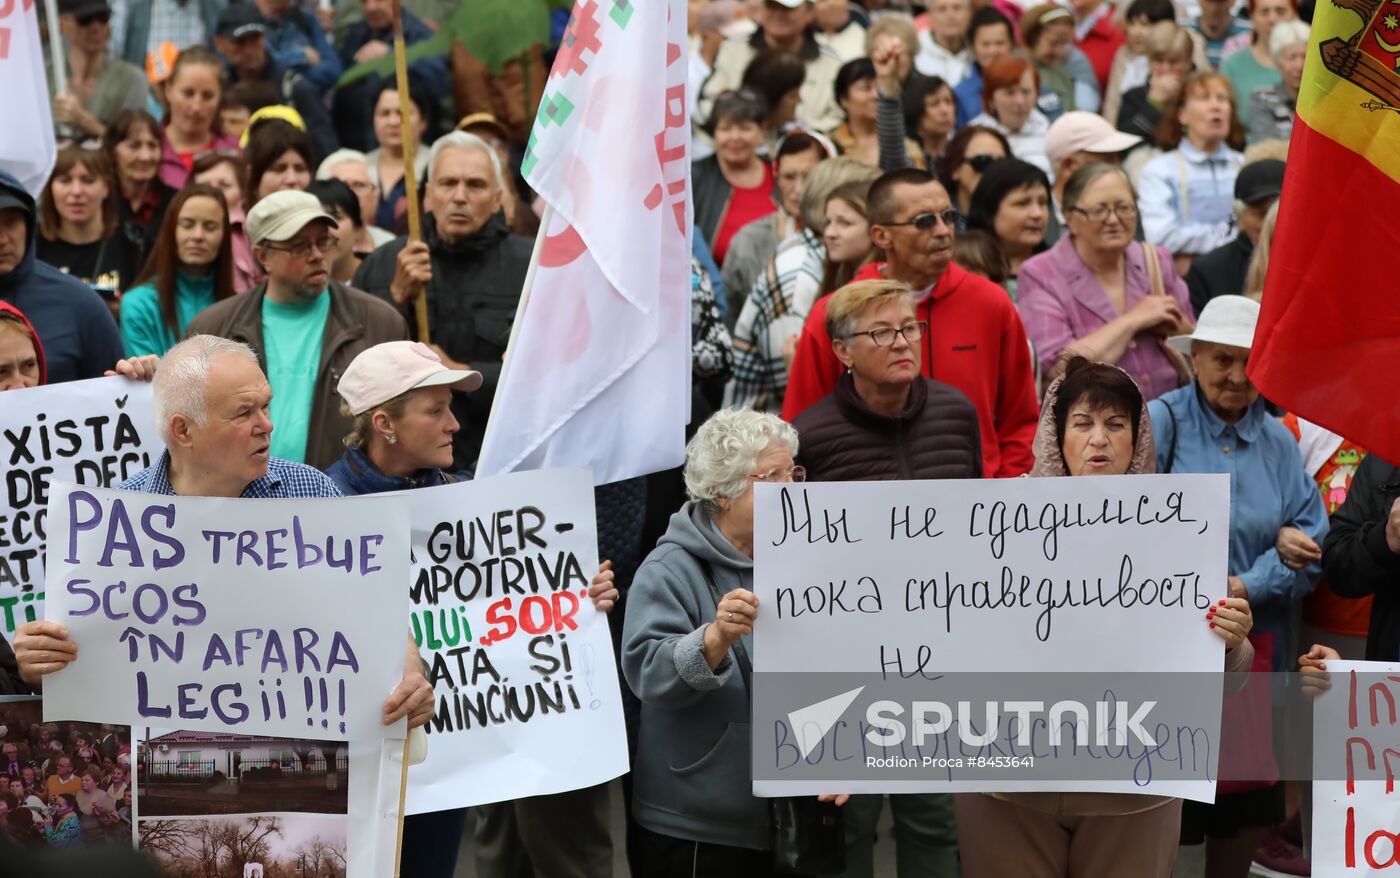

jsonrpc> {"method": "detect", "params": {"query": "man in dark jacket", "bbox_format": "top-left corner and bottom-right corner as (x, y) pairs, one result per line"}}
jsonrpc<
(352, 131), (531, 470)
(1322, 454), (1400, 660)
(186, 189), (407, 469)
(1185, 159), (1284, 315)
(0, 171), (124, 383)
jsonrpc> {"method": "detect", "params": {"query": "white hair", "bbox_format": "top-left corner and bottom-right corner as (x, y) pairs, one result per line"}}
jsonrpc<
(315, 148), (372, 181)
(1268, 20), (1310, 62)
(683, 409), (799, 512)
(427, 131), (504, 191)
(153, 335), (260, 445)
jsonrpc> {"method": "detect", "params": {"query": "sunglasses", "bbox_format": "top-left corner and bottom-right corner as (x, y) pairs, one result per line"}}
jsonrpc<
(966, 154), (1000, 173)
(76, 11), (111, 25)
(881, 208), (960, 232)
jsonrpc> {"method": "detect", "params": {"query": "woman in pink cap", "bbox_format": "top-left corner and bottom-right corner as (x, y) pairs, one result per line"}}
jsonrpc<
(325, 340), (621, 878)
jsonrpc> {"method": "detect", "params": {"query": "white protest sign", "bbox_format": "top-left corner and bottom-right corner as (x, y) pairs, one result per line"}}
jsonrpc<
(42, 484), (409, 741)
(399, 469), (628, 813)
(1312, 660), (1400, 877)
(0, 377), (158, 637)
(751, 474), (1232, 801)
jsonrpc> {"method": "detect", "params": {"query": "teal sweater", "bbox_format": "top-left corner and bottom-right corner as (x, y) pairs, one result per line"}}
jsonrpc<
(120, 272), (217, 357)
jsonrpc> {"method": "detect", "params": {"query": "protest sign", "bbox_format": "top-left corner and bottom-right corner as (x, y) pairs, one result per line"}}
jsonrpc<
(0, 696), (135, 848)
(135, 728), (404, 878)
(0, 377), (159, 637)
(751, 474), (1232, 801)
(1312, 660), (1400, 877)
(400, 469), (628, 813)
(41, 484), (409, 741)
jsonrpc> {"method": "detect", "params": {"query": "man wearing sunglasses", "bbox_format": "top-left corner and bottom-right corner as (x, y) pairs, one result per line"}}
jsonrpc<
(781, 167), (1040, 477)
(50, 0), (150, 140)
(185, 190), (408, 470)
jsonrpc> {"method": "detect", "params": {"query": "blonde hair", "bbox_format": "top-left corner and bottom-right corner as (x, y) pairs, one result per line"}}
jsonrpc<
(340, 392), (413, 449)
(1243, 138), (1289, 163)
(825, 279), (915, 339)
(1244, 199), (1280, 297)
(1145, 21), (1193, 62)
(866, 15), (920, 58)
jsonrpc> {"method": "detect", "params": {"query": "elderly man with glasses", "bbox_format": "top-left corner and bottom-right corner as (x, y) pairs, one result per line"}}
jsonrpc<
(183, 189), (408, 469)
(782, 167), (1040, 478)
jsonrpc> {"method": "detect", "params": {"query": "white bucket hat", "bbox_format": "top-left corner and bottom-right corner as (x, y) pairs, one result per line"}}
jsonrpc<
(1168, 295), (1260, 355)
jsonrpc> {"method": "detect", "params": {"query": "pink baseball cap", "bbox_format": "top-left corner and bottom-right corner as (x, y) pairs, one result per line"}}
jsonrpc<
(338, 342), (483, 415)
(1044, 112), (1143, 173)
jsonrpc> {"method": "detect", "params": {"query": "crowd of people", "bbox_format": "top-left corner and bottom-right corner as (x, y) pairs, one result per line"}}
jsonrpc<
(0, 0), (1388, 875)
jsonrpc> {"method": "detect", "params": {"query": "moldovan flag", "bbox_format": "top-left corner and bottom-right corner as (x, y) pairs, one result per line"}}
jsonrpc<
(475, 0), (692, 485)
(0, 0), (58, 196)
(1249, 0), (1400, 462)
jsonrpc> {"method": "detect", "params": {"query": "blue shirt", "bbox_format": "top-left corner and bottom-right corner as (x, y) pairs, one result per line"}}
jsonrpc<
(1149, 384), (1327, 670)
(1138, 140), (1244, 255)
(121, 451), (343, 499)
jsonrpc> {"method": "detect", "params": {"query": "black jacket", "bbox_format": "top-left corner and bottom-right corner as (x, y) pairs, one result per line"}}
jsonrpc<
(1185, 233), (1254, 318)
(794, 373), (984, 482)
(352, 212), (531, 469)
(0, 634), (32, 694)
(1116, 85), (1163, 145)
(1322, 454), (1400, 660)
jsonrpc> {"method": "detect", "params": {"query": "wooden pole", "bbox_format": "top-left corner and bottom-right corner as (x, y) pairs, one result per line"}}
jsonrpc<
(392, 736), (412, 877)
(390, 0), (431, 344)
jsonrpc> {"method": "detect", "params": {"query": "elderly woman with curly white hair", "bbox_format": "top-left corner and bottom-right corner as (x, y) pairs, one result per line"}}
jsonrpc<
(622, 408), (803, 875)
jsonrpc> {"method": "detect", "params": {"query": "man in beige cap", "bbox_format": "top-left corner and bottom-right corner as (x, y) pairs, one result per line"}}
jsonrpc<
(1043, 111), (1142, 230)
(186, 188), (407, 470)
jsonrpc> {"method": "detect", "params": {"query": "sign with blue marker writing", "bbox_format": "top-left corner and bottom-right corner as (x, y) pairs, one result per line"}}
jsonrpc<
(0, 377), (159, 638)
(398, 469), (628, 813)
(40, 484), (410, 741)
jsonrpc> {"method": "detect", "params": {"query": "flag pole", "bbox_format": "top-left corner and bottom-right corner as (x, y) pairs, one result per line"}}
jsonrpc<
(390, 0), (430, 344)
(475, 203), (551, 473)
(43, 0), (67, 98)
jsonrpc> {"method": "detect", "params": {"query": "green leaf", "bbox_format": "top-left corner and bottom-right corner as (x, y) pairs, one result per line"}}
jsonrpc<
(335, 0), (557, 89)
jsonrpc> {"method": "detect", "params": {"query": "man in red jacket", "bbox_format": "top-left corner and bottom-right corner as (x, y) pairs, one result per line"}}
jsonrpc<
(780, 168), (1039, 477)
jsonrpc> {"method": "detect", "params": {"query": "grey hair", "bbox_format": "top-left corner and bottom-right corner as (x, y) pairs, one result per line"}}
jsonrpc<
(683, 409), (799, 513)
(427, 132), (504, 191)
(1061, 161), (1136, 213)
(153, 335), (260, 445)
(1268, 20), (1310, 62)
(315, 148), (372, 181)
(799, 157), (882, 232)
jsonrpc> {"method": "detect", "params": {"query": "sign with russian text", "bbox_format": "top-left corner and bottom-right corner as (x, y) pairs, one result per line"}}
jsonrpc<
(41, 485), (409, 741)
(400, 469), (628, 813)
(751, 474), (1232, 801)
(0, 377), (159, 637)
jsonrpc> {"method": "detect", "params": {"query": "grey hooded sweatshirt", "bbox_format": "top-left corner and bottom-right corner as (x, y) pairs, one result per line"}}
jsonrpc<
(622, 501), (768, 850)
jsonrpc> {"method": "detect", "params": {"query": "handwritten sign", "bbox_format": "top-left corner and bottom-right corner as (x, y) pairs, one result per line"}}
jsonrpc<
(0, 378), (159, 637)
(397, 470), (628, 813)
(41, 485), (409, 741)
(1312, 660), (1400, 877)
(750, 474), (1232, 801)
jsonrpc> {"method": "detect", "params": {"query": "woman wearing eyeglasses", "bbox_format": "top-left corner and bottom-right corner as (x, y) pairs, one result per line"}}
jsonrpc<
(1017, 162), (1195, 399)
(792, 279), (979, 875)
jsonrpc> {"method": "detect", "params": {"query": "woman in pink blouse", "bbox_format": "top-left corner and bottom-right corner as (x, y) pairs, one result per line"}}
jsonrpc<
(1017, 161), (1194, 400)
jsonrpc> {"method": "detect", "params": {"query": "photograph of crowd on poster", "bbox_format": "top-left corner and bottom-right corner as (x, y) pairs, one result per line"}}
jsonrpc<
(0, 697), (134, 848)
(138, 813), (347, 878)
(139, 731), (348, 817)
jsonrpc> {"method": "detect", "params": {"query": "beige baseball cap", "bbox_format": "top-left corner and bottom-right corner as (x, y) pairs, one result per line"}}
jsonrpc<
(338, 342), (483, 415)
(246, 190), (339, 245)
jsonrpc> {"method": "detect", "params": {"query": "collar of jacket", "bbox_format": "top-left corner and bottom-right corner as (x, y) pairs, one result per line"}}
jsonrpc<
(750, 27), (822, 61)
(335, 446), (455, 493)
(832, 370), (929, 428)
(217, 279), (366, 376)
(425, 211), (511, 259)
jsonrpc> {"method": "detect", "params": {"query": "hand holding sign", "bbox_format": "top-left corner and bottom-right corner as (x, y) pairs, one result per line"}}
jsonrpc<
(12, 620), (77, 684)
(589, 560), (618, 613)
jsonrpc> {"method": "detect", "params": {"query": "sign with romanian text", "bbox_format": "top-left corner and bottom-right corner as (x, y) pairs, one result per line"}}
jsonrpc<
(0, 377), (159, 637)
(398, 470), (627, 813)
(41, 485), (409, 741)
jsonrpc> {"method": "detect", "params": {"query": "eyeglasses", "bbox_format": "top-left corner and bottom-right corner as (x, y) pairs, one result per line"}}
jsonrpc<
(881, 209), (959, 232)
(749, 465), (807, 483)
(262, 235), (337, 258)
(847, 320), (927, 347)
(1068, 202), (1139, 222)
(966, 154), (1000, 172)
